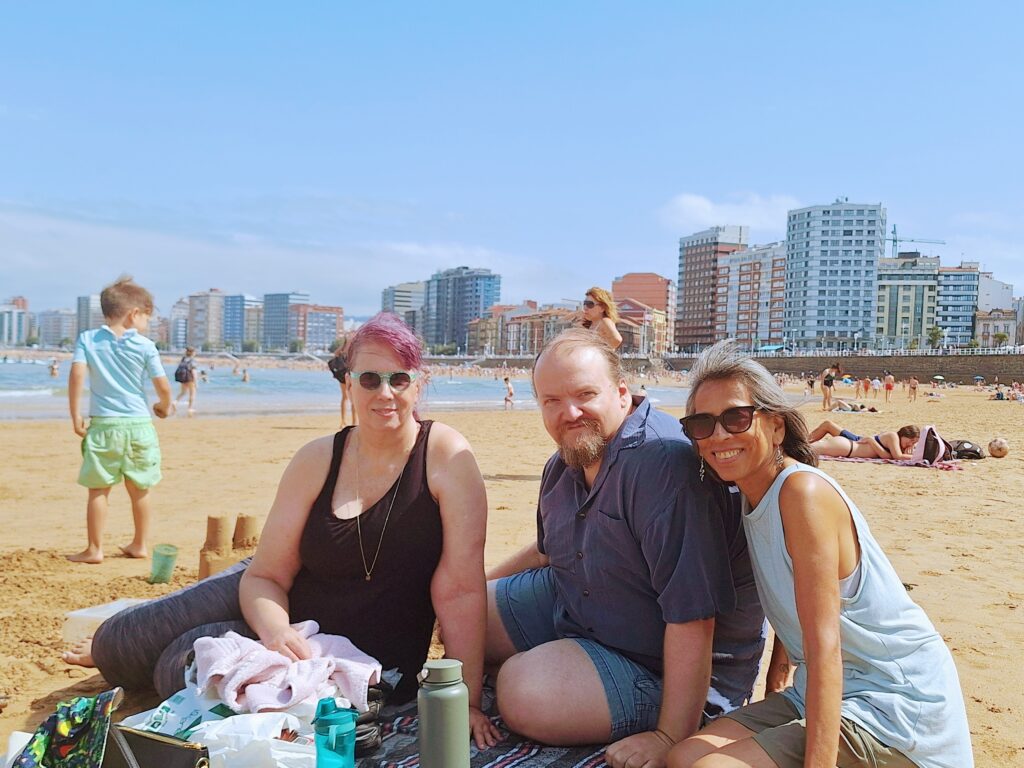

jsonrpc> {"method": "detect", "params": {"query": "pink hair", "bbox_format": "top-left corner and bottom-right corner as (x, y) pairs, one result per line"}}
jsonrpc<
(345, 312), (423, 370)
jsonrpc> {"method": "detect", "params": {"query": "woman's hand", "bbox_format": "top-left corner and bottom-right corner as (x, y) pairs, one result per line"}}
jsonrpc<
(260, 625), (311, 662)
(469, 705), (502, 750)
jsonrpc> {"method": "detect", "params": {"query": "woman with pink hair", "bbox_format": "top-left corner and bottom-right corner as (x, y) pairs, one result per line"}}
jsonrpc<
(65, 313), (501, 750)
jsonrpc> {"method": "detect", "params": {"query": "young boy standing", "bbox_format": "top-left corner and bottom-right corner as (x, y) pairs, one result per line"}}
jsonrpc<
(68, 276), (174, 564)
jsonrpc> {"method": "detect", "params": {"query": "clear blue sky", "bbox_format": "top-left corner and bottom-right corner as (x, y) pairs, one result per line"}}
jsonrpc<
(3, 1), (1022, 316)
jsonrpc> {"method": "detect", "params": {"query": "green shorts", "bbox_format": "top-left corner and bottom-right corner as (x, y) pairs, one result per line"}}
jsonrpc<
(78, 417), (162, 490)
(724, 693), (915, 768)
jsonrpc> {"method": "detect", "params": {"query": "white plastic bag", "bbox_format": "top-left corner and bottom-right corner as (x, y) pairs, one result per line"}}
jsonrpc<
(188, 713), (316, 768)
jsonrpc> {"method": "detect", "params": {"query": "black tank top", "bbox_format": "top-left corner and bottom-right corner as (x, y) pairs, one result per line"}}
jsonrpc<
(289, 421), (443, 702)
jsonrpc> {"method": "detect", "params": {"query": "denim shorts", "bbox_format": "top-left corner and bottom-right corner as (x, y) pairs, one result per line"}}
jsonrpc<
(494, 567), (662, 740)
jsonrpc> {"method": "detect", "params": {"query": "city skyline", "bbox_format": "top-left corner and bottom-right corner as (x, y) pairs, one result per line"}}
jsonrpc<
(2, 4), (1022, 315)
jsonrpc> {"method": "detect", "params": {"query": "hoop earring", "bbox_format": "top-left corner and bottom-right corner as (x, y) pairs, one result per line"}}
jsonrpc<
(699, 455), (706, 482)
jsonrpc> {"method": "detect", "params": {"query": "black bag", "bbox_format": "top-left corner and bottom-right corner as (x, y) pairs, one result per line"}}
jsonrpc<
(921, 428), (954, 463)
(949, 439), (985, 460)
(173, 361), (190, 383)
(103, 725), (209, 768)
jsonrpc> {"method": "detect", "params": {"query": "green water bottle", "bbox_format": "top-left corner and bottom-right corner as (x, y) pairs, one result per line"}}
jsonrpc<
(417, 659), (470, 768)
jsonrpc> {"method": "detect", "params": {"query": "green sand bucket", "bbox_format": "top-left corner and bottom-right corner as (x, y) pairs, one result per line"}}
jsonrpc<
(149, 544), (178, 583)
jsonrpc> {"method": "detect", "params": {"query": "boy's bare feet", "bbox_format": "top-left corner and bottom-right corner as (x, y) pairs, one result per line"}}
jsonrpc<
(67, 549), (103, 564)
(118, 544), (148, 559)
(62, 637), (96, 667)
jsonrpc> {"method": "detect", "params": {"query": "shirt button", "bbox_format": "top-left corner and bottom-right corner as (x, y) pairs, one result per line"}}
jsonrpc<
(583, 589), (590, 597)
(577, 511), (587, 520)
(575, 551), (583, 560)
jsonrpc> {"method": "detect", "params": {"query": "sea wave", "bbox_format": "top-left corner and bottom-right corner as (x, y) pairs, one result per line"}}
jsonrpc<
(0, 388), (57, 398)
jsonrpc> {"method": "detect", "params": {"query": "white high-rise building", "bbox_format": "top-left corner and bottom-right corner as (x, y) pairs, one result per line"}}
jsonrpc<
(170, 298), (190, 351)
(76, 295), (103, 337)
(381, 281), (426, 317)
(785, 199), (885, 350)
(37, 309), (78, 347)
(978, 274), (1014, 312)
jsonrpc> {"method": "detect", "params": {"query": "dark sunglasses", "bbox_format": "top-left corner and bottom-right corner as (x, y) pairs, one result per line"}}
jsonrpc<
(582, 299), (597, 308)
(350, 370), (417, 392)
(680, 405), (759, 440)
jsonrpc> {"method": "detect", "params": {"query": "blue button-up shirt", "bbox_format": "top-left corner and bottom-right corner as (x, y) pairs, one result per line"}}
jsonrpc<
(537, 397), (765, 712)
(73, 326), (166, 417)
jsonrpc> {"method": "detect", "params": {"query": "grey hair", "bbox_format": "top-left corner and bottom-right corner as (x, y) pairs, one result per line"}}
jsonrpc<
(685, 341), (817, 467)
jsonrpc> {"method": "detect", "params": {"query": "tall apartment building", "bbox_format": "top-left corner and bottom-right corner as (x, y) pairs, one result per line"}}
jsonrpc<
(244, 304), (264, 351)
(381, 281), (426, 317)
(223, 294), (263, 349)
(37, 309), (77, 347)
(263, 292), (311, 350)
(612, 272), (676, 350)
(875, 253), (940, 349)
(76, 295), (103, 337)
(713, 242), (786, 349)
(170, 299), (190, 351)
(785, 200), (885, 350)
(937, 263), (981, 347)
(676, 226), (748, 351)
(187, 289), (226, 351)
(423, 267), (501, 349)
(0, 304), (29, 345)
(289, 303), (345, 352)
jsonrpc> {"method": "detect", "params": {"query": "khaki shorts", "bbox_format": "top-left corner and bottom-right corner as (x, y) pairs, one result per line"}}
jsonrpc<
(724, 693), (915, 768)
(78, 417), (162, 489)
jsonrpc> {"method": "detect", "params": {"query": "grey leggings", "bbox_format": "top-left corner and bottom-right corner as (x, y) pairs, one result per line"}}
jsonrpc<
(92, 559), (257, 698)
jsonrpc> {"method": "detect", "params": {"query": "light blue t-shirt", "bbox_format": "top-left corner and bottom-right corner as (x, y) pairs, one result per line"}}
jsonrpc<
(72, 326), (167, 417)
(743, 463), (973, 768)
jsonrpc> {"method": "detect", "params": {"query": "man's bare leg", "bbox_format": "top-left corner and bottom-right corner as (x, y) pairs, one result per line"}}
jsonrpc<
(496, 639), (611, 745)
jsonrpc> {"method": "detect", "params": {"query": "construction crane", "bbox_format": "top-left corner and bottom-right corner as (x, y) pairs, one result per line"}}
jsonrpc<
(885, 225), (945, 258)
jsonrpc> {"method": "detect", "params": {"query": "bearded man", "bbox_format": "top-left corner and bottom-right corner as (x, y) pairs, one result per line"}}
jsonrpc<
(484, 329), (765, 768)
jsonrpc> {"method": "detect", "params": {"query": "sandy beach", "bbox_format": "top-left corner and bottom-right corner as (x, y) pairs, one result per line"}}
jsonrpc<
(1, 386), (1022, 765)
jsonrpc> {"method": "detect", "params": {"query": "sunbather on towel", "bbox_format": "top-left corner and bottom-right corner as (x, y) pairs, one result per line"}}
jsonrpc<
(808, 420), (920, 460)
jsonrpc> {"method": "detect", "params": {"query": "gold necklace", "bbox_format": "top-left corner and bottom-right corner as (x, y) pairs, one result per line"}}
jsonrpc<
(354, 432), (405, 581)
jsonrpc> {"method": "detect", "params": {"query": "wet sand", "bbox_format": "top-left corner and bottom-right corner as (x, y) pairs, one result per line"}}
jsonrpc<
(0, 387), (1021, 764)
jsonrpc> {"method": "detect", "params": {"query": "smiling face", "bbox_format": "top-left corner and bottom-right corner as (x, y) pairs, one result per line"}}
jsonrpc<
(534, 345), (630, 472)
(347, 341), (420, 430)
(690, 377), (785, 492)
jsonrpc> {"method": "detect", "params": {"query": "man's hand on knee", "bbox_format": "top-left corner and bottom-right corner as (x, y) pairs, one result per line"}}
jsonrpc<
(605, 730), (674, 768)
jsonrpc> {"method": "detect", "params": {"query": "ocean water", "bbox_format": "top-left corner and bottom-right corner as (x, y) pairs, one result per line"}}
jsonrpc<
(0, 360), (691, 420)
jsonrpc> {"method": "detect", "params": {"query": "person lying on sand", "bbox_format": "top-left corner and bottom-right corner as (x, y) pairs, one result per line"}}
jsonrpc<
(808, 420), (920, 460)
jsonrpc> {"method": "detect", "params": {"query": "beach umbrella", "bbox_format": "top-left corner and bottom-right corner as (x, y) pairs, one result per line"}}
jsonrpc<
(973, 375), (985, 381)
(932, 375), (945, 380)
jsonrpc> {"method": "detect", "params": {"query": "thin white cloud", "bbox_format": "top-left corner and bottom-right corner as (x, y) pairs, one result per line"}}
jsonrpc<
(658, 192), (801, 239)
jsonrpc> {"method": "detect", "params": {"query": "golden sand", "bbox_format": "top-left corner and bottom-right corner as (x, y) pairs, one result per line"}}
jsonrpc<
(0, 387), (1021, 764)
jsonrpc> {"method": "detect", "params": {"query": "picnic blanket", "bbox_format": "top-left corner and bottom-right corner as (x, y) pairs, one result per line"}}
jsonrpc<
(820, 455), (962, 471)
(359, 684), (610, 768)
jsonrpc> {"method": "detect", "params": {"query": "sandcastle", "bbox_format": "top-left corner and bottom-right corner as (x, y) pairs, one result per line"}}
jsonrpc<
(198, 513), (261, 579)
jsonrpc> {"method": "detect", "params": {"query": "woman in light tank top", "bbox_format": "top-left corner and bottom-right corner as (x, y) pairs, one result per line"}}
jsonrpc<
(668, 342), (972, 768)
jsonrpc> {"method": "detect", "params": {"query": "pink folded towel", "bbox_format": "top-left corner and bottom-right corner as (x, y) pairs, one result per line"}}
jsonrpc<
(193, 619), (382, 713)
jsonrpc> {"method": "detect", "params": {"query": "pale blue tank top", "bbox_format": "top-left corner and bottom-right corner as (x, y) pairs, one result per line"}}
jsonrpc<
(743, 463), (973, 768)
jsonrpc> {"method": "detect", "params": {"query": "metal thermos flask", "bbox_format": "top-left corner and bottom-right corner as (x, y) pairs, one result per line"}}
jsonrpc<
(417, 659), (471, 768)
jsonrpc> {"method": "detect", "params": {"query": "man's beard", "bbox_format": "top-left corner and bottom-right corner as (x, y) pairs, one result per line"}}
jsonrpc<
(558, 419), (608, 470)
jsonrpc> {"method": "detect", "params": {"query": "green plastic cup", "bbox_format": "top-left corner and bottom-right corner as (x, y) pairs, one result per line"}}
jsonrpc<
(149, 544), (178, 584)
